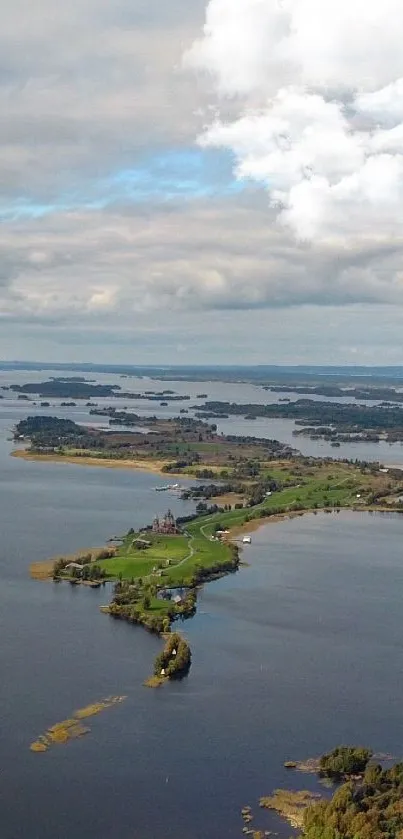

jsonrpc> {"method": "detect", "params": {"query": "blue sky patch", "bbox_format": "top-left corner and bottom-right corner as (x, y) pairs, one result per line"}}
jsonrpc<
(0, 148), (243, 221)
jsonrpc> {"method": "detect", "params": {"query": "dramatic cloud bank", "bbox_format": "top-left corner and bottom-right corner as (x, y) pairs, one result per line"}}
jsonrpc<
(2, 0), (403, 363)
(185, 0), (403, 243)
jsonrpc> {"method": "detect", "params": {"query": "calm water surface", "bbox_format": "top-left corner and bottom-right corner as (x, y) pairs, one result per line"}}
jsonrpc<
(1, 375), (403, 838)
(3, 367), (403, 463)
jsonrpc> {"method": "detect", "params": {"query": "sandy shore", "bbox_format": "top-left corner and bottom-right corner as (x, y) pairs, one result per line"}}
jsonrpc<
(227, 503), (399, 541)
(228, 509), (307, 540)
(11, 448), (183, 478)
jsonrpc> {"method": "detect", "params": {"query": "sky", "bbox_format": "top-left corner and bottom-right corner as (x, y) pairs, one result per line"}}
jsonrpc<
(1, 0), (403, 365)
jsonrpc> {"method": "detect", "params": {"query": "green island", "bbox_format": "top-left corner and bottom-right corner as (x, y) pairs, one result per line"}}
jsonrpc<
(254, 746), (403, 837)
(7, 378), (191, 402)
(144, 632), (191, 688)
(264, 382), (403, 402)
(19, 413), (403, 686)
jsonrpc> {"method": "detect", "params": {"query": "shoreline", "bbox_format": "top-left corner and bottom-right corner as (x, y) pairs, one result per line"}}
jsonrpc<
(227, 503), (399, 541)
(32, 506), (399, 582)
(30, 546), (108, 581)
(29, 505), (403, 691)
(11, 449), (185, 479)
(227, 509), (306, 539)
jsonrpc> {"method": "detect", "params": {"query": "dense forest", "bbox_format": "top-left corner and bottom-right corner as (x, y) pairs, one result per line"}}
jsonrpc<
(266, 748), (403, 838)
(199, 399), (403, 430)
(304, 759), (403, 838)
(10, 380), (119, 398)
(197, 400), (403, 442)
(265, 384), (403, 402)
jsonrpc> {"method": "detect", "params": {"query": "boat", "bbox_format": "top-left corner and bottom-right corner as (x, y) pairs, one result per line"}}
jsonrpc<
(242, 536), (252, 544)
(155, 483), (180, 492)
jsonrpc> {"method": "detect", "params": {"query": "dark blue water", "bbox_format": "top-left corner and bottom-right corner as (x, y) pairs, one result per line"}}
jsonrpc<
(2, 375), (403, 838)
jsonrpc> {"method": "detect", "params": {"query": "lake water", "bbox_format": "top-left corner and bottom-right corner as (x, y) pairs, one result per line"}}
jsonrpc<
(2, 373), (403, 838)
(3, 366), (403, 464)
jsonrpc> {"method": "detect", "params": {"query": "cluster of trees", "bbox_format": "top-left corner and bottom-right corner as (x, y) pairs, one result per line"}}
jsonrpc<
(195, 501), (230, 515)
(109, 600), (171, 634)
(245, 477), (279, 506)
(78, 565), (107, 581)
(153, 633), (191, 679)
(183, 475), (281, 510)
(162, 455), (201, 471)
(58, 562), (106, 582)
(53, 548), (115, 581)
(174, 590), (197, 620)
(304, 758), (403, 838)
(111, 580), (197, 633)
(193, 468), (216, 479)
(16, 416), (87, 440)
(181, 482), (241, 501)
(319, 746), (373, 779)
(15, 416), (109, 453)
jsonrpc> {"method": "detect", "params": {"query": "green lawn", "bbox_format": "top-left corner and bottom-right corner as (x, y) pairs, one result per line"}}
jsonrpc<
(96, 468), (363, 586)
(98, 523), (233, 586)
(99, 532), (190, 580)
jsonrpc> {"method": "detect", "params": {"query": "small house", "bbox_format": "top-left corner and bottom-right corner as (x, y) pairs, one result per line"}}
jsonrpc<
(173, 594), (183, 606)
(64, 562), (84, 572)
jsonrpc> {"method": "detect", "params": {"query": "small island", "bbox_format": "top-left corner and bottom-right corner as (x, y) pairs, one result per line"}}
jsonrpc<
(145, 632), (191, 687)
(10, 379), (120, 399)
(30, 696), (126, 753)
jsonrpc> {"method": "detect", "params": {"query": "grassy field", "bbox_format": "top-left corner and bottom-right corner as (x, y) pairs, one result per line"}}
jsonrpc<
(100, 533), (190, 580)
(95, 464), (369, 587)
(45, 457), (403, 596)
(35, 454), (403, 650)
(98, 524), (233, 586)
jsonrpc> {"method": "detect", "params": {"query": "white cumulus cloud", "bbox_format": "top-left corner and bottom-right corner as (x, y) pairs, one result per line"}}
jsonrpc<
(184, 0), (403, 243)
